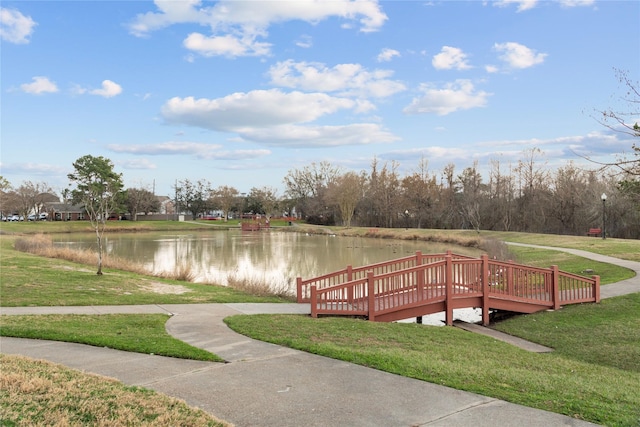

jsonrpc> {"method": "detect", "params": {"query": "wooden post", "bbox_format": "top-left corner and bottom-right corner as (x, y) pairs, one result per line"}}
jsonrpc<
(367, 271), (376, 321)
(415, 251), (424, 291)
(551, 265), (560, 310)
(445, 254), (453, 326)
(593, 275), (600, 303)
(507, 261), (514, 296)
(347, 265), (354, 305)
(296, 277), (303, 303)
(310, 285), (317, 318)
(481, 254), (490, 326)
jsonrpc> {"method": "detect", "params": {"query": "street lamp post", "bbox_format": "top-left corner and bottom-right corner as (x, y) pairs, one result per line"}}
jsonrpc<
(601, 193), (607, 240)
(404, 210), (409, 229)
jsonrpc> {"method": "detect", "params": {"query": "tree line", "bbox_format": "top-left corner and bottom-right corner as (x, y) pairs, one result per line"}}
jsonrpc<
(282, 148), (639, 238)
(4, 144), (638, 239)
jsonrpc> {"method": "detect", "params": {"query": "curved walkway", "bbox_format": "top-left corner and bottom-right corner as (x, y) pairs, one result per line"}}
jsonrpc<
(3, 245), (638, 427)
(506, 242), (640, 299)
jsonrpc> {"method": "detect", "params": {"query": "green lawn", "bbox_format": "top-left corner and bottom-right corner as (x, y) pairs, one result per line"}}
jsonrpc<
(0, 234), (287, 307)
(1, 223), (639, 426)
(225, 296), (640, 426)
(0, 314), (222, 362)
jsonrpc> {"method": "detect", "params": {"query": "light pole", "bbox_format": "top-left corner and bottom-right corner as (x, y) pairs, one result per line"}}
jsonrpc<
(404, 210), (409, 229)
(601, 193), (607, 240)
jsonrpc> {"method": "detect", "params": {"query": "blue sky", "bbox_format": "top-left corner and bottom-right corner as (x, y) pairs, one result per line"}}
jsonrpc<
(1, 0), (638, 198)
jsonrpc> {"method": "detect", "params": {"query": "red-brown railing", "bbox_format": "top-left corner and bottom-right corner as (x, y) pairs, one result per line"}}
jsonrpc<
(297, 250), (475, 303)
(303, 253), (600, 326)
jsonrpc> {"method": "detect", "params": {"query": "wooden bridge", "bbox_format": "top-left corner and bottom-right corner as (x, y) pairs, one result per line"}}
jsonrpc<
(296, 251), (600, 326)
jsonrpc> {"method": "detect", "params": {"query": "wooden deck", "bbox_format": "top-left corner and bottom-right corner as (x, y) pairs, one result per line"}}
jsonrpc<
(297, 251), (600, 326)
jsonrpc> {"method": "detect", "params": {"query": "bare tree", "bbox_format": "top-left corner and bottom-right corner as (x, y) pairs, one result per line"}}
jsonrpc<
(283, 161), (341, 220)
(548, 162), (590, 234)
(326, 171), (365, 227)
(366, 159), (401, 228)
(436, 163), (460, 229)
(125, 187), (160, 220)
(0, 176), (14, 219)
(247, 186), (279, 219)
(400, 157), (438, 229)
(456, 162), (485, 232)
(515, 148), (551, 232)
(210, 185), (239, 221)
(487, 159), (515, 231)
(13, 181), (55, 220)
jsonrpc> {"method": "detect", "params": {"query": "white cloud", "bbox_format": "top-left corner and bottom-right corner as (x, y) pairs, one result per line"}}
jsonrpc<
(0, 161), (66, 176)
(0, 7), (36, 44)
(492, 0), (593, 11)
(108, 141), (271, 160)
(20, 76), (58, 95)
(183, 32), (271, 57)
(494, 42), (547, 69)
(432, 46), (471, 70)
(403, 80), (490, 116)
(492, 0), (538, 12)
(485, 64), (499, 73)
(160, 89), (398, 147)
(128, 0), (387, 57)
(377, 48), (400, 62)
(558, 0), (595, 7)
(161, 89), (364, 130)
(119, 158), (158, 170)
(295, 34), (313, 48)
(89, 80), (123, 98)
(238, 123), (400, 147)
(383, 146), (471, 162)
(268, 60), (406, 98)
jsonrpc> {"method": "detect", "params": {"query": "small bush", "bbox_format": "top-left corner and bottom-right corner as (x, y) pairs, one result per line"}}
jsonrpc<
(158, 262), (196, 282)
(13, 234), (150, 275)
(226, 274), (295, 301)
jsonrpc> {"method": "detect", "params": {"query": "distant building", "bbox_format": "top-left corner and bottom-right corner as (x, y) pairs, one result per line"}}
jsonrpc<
(45, 202), (86, 221)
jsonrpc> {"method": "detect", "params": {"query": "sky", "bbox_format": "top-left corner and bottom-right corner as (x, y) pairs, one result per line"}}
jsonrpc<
(1, 0), (639, 199)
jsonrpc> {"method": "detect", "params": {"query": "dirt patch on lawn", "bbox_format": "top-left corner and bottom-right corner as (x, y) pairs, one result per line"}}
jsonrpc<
(140, 282), (191, 295)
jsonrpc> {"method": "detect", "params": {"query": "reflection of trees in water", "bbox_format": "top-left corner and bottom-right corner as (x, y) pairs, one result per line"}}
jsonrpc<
(55, 231), (482, 291)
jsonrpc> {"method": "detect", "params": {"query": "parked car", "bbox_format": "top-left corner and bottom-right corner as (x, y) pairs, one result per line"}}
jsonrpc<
(8, 214), (24, 221)
(28, 213), (48, 221)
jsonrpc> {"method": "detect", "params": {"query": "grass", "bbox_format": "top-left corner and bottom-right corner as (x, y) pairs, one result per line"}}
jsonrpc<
(224, 300), (640, 426)
(293, 224), (640, 263)
(0, 314), (223, 362)
(0, 235), (288, 307)
(493, 293), (640, 373)
(0, 354), (228, 426)
(1, 221), (640, 425)
(0, 218), (294, 235)
(287, 224), (638, 284)
(506, 245), (631, 284)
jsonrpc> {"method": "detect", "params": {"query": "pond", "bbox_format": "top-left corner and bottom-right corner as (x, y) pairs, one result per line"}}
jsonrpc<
(53, 229), (482, 292)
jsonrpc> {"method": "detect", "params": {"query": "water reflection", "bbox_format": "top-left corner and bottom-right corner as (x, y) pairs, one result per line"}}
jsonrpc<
(53, 230), (482, 292)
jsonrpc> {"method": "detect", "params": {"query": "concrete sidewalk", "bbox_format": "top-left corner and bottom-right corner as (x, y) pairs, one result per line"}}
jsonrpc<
(3, 242), (638, 427)
(506, 242), (640, 299)
(2, 302), (599, 426)
(2, 302), (600, 427)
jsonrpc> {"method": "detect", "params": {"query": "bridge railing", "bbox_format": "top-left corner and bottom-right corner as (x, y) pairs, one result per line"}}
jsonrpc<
(307, 253), (600, 325)
(297, 250), (472, 303)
